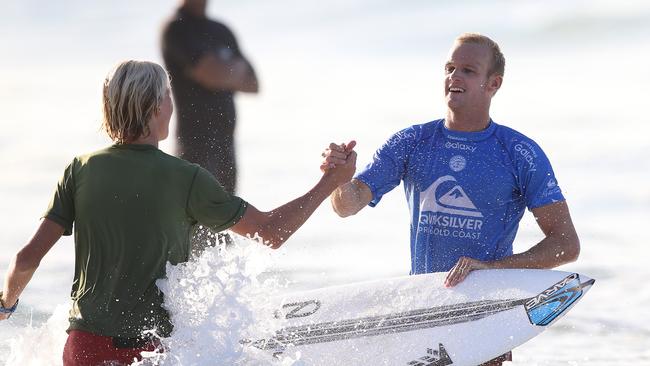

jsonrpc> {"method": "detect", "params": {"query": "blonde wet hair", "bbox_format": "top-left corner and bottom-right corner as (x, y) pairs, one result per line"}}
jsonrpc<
(102, 60), (170, 143)
(455, 33), (505, 77)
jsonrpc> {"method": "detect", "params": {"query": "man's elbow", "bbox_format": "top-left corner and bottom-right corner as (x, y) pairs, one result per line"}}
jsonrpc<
(333, 205), (351, 218)
(561, 236), (580, 264)
(331, 199), (361, 218)
(262, 232), (289, 250)
(14, 249), (41, 273)
(253, 224), (291, 250)
(334, 206), (360, 218)
(242, 79), (259, 93)
(569, 238), (581, 262)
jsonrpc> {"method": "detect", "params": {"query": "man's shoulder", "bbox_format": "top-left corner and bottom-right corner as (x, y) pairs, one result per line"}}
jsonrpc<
(493, 122), (526, 138)
(208, 17), (233, 30)
(396, 119), (443, 139)
(154, 149), (202, 173)
(162, 10), (218, 35)
(205, 18), (237, 42)
(75, 146), (114, 164)
(491, 122), (555, 174)
(422, 119), (445, 136)
(77, 146), (197, 171)
(161, 10), (184, 32)
(380, 120), (439, 151)
(492, 122), (541, 148)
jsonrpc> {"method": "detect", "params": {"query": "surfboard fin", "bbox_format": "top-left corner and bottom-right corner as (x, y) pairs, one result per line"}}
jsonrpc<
(523, 273), (595, 326)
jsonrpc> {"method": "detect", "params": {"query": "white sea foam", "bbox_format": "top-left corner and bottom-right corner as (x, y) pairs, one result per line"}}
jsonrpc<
(136, 235), (300, 365)
(4, 305), (69, 366)
(5, 236), (303, 366)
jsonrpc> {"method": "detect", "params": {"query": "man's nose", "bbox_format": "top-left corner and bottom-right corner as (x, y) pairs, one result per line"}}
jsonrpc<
(449, 69), (462, 81)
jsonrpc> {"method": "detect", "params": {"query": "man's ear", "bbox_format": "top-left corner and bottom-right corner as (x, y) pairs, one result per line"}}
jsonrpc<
(488, 74), (503, 96)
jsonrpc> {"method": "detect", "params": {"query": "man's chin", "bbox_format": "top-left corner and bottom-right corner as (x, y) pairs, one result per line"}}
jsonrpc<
(446, 99), (463, 111)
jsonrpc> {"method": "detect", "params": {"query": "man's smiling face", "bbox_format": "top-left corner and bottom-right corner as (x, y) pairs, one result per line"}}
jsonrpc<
(444, 42), (499, 112)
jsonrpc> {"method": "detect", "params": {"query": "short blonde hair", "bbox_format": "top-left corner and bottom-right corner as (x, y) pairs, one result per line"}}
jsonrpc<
(455, 33), (505, 77)
(102, 60), (170, 143)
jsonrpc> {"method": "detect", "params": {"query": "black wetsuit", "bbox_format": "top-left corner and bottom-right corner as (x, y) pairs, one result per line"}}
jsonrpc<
(162, 7), (241, 193)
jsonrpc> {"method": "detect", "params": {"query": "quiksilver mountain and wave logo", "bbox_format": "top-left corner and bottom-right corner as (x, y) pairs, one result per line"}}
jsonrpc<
(418, 176), (484, 239)
(420, 176), (482, 217)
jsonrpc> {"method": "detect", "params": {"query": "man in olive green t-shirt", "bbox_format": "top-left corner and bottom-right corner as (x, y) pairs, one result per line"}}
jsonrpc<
(46, 144), (247, 338)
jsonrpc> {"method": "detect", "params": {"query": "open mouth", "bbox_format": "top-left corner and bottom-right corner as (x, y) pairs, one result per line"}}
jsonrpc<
(448, 87), (465, 93)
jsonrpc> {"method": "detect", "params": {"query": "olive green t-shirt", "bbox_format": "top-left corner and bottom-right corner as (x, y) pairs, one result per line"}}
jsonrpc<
(44, 144), (247, 338)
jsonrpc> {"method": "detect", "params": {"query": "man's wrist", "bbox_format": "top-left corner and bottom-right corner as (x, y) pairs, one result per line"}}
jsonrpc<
(0, 291), (19, 317)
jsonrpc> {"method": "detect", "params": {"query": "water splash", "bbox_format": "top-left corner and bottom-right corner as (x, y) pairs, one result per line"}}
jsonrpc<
(4, 304), (69, 366)
(5, 234), (302, 365)
(137, 234), (301, 365)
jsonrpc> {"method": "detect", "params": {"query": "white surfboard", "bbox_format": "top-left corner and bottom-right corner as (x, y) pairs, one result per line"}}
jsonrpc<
(245, 269), (595, 365)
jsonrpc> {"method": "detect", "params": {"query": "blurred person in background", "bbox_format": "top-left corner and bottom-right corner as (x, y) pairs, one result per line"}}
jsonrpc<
(161, 0), (259, 250)
(161, 0), (258, 194)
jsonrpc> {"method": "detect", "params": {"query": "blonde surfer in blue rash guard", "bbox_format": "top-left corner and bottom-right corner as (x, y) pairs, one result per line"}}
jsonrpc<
(322, 33), (580, 366)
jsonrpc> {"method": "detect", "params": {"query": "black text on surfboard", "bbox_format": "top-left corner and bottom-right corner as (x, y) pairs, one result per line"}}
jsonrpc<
(407, 343), (453, 366)
(277, 299), (321, 319)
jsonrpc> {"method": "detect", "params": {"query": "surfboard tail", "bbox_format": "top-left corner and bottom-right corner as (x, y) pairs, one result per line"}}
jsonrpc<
(523, 273), (595, 326)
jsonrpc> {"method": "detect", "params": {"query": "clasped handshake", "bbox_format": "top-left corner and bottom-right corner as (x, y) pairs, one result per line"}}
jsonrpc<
(320, 140), (357, 174)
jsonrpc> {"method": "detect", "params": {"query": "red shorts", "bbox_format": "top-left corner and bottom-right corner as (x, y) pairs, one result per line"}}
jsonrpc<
(63, 330), (161, 366)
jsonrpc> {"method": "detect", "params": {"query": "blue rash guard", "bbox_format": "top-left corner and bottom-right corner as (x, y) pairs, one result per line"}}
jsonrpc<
(356, 119), (565, 274)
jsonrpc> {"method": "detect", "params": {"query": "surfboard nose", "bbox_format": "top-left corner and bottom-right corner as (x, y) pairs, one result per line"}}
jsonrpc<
(580, 277), (596, 292)
(524, 273), (595, 327)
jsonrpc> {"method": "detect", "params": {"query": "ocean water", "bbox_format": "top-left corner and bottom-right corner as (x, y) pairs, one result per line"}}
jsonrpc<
(1, 0), (649, 364)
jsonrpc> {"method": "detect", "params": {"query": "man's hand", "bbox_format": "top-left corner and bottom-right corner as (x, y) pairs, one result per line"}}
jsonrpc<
(444, 256), (491, 287)
(320, 140), (356, 172)
(322, 141), (357, 188)
(230, 140), (358, 248)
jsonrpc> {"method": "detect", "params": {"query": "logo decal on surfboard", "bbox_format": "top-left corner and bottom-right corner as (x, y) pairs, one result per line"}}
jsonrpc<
(407, 343), (453, 365)
(524, 273), (595, 326)
(278, 300), (322, 319)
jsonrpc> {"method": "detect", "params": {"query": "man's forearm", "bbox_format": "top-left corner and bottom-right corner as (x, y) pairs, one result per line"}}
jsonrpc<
(256, 175), (341, 247)
(238, 60), (259, 93)
(218, 58), (258, 92)
(1, 219), (63, 311)
(2, 254), (39, 308)
(268, 178), (335, 240)
(489, 234), (580, 270)
(190, 56), (258, 92)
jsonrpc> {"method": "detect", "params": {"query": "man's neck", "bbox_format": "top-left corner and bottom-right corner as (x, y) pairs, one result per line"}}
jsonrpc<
(129, 133), (159, 147)
(445, 109), (491, 132)
(182, 4), (206, 18)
